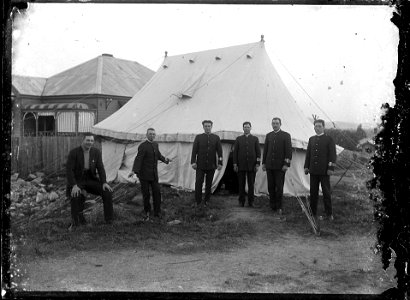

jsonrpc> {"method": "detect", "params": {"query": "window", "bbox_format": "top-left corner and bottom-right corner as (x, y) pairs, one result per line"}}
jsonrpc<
(23, 112), (36, 136)
(38, 112), (55, 136)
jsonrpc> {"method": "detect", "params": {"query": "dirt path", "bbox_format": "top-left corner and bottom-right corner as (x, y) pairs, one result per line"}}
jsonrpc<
(22, 234), (392, 293)
(19, 205), (396, 293)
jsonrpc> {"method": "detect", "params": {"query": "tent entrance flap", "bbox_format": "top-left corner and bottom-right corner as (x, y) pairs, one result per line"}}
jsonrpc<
(216, 144), (238, 194)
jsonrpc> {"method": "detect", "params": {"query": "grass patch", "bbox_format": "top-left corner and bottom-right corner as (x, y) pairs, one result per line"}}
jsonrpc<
(12, 168), (376, 262)
(11, 188), (257, 261)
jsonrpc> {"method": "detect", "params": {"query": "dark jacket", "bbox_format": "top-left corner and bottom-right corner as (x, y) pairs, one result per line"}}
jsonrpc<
(66, 146), (107, 187)
(233, 134), (261, 171)
(262, 130), (292, 170)
(304, 134), (337, 175)
(132, 140), (168, 181)
(191, 133), (223, 170)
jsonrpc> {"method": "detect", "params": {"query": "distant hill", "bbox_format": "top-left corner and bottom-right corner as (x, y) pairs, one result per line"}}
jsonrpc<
(308, 118), (375, 131)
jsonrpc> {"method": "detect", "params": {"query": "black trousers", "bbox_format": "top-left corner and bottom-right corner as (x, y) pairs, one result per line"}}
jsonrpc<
(140, 179), (161, 216)
(266, 169), (285, 210)
(309, 174), (332, 217)
(195, 169), (215, 204)
(69, 179), (113, 225)
(237, 170), (256, 205)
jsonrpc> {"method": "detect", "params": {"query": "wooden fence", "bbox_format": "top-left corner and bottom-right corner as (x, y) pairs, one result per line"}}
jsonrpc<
(11, 136), (102, 178)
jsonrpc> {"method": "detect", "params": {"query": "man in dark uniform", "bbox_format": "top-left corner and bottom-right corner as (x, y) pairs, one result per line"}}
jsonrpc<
(262, 117), (292, 214)
(304, 119), (337, 221)
(66, 133), (113, 226)
(191, 120), (223, 207)
(129, 128), (171, 221)
(233, 121), (261, 207)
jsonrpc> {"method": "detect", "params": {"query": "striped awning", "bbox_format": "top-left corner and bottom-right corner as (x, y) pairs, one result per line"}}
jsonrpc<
(22, 102), (90, 110)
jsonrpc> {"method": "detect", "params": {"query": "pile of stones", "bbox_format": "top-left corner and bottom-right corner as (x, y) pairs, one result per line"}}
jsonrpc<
(10, 172), (69, 226)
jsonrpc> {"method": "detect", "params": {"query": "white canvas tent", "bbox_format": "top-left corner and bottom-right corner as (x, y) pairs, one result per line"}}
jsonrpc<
(92, 41), (316, 196)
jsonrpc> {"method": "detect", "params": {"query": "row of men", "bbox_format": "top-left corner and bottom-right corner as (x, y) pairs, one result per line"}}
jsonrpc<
(66, 118), (336, 226)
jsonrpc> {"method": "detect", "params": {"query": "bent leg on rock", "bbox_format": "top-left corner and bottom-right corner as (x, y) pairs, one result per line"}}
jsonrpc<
(70, 194), (85, 226)
(83, 180), (113, 223)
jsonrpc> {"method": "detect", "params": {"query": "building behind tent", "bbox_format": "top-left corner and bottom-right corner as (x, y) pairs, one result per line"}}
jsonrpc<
(11, 54), (154, 176)
(11, 54), (154, 137)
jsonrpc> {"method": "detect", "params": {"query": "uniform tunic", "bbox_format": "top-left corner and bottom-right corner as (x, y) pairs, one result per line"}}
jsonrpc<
(262, 130), (292, 170)
(304, 134), (336, 175)
(191, 132), (223, 204)
(132, 140), (168, 216)
(304, 133), (337, 217)
(233, 134), (261, 171)
(132, 140), (167, 181)
(191, 133), (223, 170)
(262, 129), (292, 211)
(233, 134), (261, 205)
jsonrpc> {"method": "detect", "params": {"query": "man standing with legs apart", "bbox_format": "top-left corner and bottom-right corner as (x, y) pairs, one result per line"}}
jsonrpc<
(66, 133), (114, 227)
(304, 119), (337, 221)
(233, 122), (261, 207)
(262, 117), (292, 215)
(191, 120), (223, 208)
(130, 128), (171, 221)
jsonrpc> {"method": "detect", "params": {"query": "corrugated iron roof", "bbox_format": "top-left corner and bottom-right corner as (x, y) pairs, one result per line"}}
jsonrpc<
(42, 55), (154, 97)
(12, 75), (47, 96)
(22, 102), (90, 110)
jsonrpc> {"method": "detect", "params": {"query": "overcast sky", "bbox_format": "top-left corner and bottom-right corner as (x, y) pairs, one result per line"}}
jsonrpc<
(12, 3), (398, 126)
